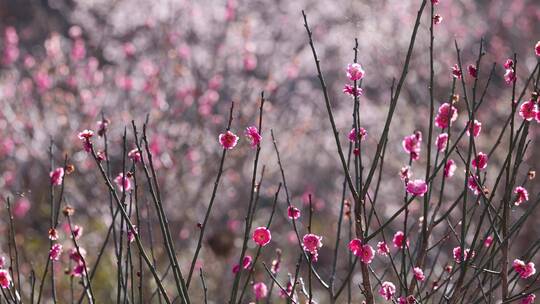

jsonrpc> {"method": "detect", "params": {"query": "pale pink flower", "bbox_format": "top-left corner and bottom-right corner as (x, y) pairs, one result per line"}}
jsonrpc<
(78, 130), (94, 140)
(346, 63), (365, 81)
(521, 294), (536, 304)
(513, 259), (536, 279)
(287, 206), (301, 220)
(48, 228), (59, 241)
(252, 227), (271, 246)
(49, 243), (63, 261)
(466, 120), (482, 138)
(14, 198), (30, 218)
(536, 41), (540, 56)
(472, 152), (488, 170)
(468, 64), (478, 78)
(245, 126), (262, 148)
(219, 131), (239, 149)
(436, 133), (449, 152)
(0, 270), (11, 289)
(435, 103), (458, 129)
(72, 225), (83, 240)
(444, 159), (457, 178)
(484, 236), (493, 247)
(253, 282), (268, 300)
(343, 84), (363, 97)
(402, 131), (422, 161)
(348, 239), (375, 264)
(514, 186), (529, 206)
(519, 100), (538, 121)
(348, 127), (367, 142)
(400, 166), (412, 182)
(451, 64), (462, 79)
(50, 167), (65, 186)
(114, 173), (132, 192)
(433, 14), (443, 25)
(453, 246), (475, 264)
(413, 267), (425, 281)
(379, 281), (396, 301)
(0, 257), (5, 268)
(302, 233), (323, 255)
(377, 241), (390, 256)
(406, 179), (428, 197)
(393, 231), (409, 249)
(128, 149), (142, 162)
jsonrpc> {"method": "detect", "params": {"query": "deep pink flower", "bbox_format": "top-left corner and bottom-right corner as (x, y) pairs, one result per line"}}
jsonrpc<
(50, 167), (65, 186)
(514, 186), (529, 206)
(436, 133), (449, 152)
(245, 126), (262, 148)
(348, 127), (367, 142)
(402, 131), (422, 161)
(519, 100), (538, 121)
(453, 246), (475, 264)
(513, 259), (536, 279)
(343, 84), (363, 97)
(504, 59), (514, 70)
(504, 69), (516, 84)
(346, 63), (365, 81)
(431, 0), (439, 5)
(379, 281), (396, 301)
(128, 149), (142, 162)
(406, 179), (428, 197)
(287, 206), (301, 220)
(536, 41), (540, 56)
(127, 225), (138, 243)
(433, 14), (443, 25)
(14, 198), (30, 218)
(413, 267), (425, 281)
(232, 264), (241, 274)
(399, 296), (417, 304)
(302, 233), (323, 255)
(393, 231), (409, 249)
(219, 130), (239, 149)
(444, 159), (457, 178)
(253, 282), (268, 300)
(435, 103), (458, 129)
(72, 262), (85, 277)
(400, 166), (412, 182)
(451, 64), (462, 79)
(348, 239), (375, 264)
(377, 241), (390, 256)
(252, 227), (271, 246)
(466, 120), (482, 137)
(472, 152), (488, 170)
(468, 64), (478, 78)
(49, 243), (63, 261)
(468, 175), (482, 195)
(114, 173), (132, 192)
(484, 236), (493, 248)
(521, 294), (536, 304)
(0, 270), (11, 289)
(242, 255), (252, 269)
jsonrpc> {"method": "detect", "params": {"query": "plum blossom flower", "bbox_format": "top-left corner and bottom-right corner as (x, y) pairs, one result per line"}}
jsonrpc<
(402, 131), (422, 161)
(536, 41), (540, 56)
(504, 68), (516, 84)
(0, 270), (11, 289)
(504, 59), (514, 70)
(219, 130), (239, 149)
(377, 241), (390, 256)
(302, 233), (323, 255)
(48, 228), (59, 241)
(127, 225), (138, 243)
(50, 167), (65, 186)
(433, 14), (443, 25)
(472, 152), (488, 170)
(348, 239), (375, 264)
(466, 120), (482, 138)
(379, 281), (396, 301)
(406, 179), (428, 197)
(348, 127), (367, 142)
(393, 231), (409, 249)
(78, 130), (94, 152)
(287, 206), (301, 220)
(343, 84), (363, 97)
(400, 166), (412, 182)
(253, 282), (268, 300)
(49, 243), (63, 261)
(128, 149), (142, 162)
(399, 296), (417, 304)
(451, 64), (462, 79)
(346, 63), (365, 81)
(468, 64), (478, 78)
(435, 103), (458, 129)
(453, 246), (475, 263)
(114, 173), (132, 192)
(232, 255), (253, 273)
(444, 159), (456, 178)
(413, 267), (425, 281)
(245, 126), (261, 147)
(484, 236), (494, 247)
(468, 175), (482, 195)
(514, 259), (536, 279)
(519, 100), (538, 121)
(436, 133), (448, 152)
(252, 227), (271, 246)
(72, 225), (83, 240)
(521, 294), (536, 304)
(514, 186), (529, 206)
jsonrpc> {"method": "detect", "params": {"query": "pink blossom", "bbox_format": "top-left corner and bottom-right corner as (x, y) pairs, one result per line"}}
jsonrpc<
(519, 100), (538, 121)
(466, 120), (482, 137)
(413, 267), (425, 281)
(253, 282), (268, 300)
(348, 127), (367, 142)
(343, 84), (363, 97)
(128, 149), (142, 162)
(49, 243), (63, 261)
(453, 246), (475, 263)
(436, 133), (449, 152)
(468, 64), (478, 78)
(484, 236), (493, 247)
(451, 64), (462, 79)
(513, 259), (536, 279)
(127, 225), (138, 243)
(504, 59), (514, 70)
(245, 126), (262, 148)
(468, 175), (482, 195)
(433, 14), (443, 25)
(252, 227), (271, 246)
(69, 247), (86, 263)
(444, 159), (456, 178)
(514, 186), (529, 206)
(399, 296), (417, 304)
(402, 131), (422, 161)
(379, 281), (396, 301)
(504, 69), (516, 84)
(400, 166), (412, 181)
(472, 152), (488, 170)
(218, 131), (239, 149)
(287, 206), (301, 220)
(302, 233), (323, 255)
(78, 129), (94, 152)
(348, 239), (375, 264)
(346, 63), (365, 81)
(48, 228), (59, 240)
(50, 167), (65, 186)
(377, 241), (390, 256)
(114, 173), (132, 192)
(242, 255), (252, 269)
(393, 231), (409, 249)
(72, 262), (85, 277)
(406, 179), (428, 197)
(0, 270), (11, 289)
(72, 225), (83, 240)
(435, 103), (458, 129)
(14, 198), (30, 218)
(0, 257), (5, 269)
(431, 0), (439, 4)
(521, 294), (536, 304)
(536, 41), (540, 56)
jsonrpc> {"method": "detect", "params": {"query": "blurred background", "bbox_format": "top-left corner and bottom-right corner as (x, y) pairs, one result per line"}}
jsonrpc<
(0, 0), (539, 302)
